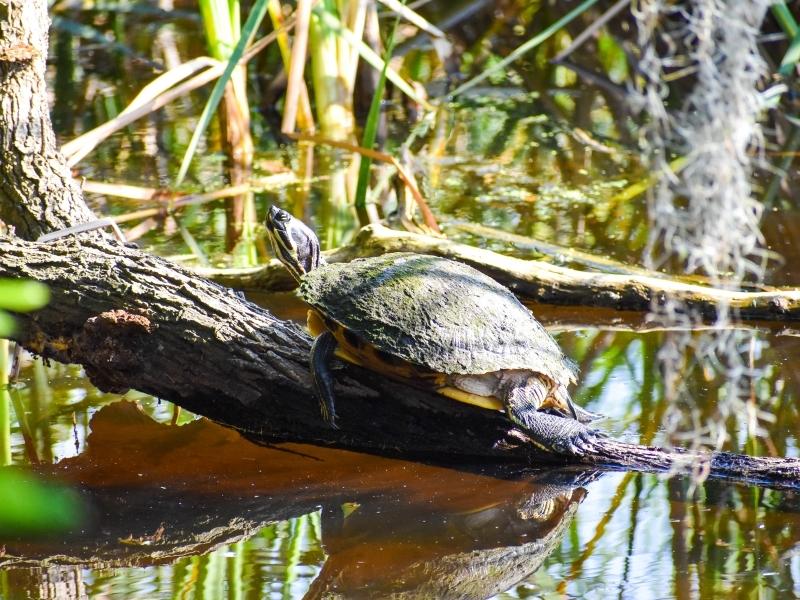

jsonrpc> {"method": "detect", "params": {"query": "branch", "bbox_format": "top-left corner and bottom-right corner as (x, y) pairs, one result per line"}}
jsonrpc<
(200, 224), (800, 322)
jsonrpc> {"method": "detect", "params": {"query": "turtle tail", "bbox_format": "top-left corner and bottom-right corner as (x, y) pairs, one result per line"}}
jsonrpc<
(553, 385), (603, 424)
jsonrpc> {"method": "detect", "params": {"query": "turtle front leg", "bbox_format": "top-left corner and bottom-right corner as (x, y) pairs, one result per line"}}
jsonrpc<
(504, 382), (604, 457)
(310, 331), (340, 429)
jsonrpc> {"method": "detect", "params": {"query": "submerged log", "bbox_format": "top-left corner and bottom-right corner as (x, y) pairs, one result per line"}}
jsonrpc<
(2, 234), (800, 489)
(201, 224), (800, 322)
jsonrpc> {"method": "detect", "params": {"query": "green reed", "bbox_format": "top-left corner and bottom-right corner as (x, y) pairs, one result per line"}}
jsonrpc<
(354, 2), (403, 217)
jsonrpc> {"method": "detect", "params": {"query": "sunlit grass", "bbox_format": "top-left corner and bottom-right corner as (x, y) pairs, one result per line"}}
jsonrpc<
(354, 2), (402, 219)
(177, 0), (267, 185)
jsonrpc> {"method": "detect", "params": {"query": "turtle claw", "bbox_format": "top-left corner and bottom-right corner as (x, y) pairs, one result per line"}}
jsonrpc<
(553, 427), (604, 458)
(323, 410), (340, 430)
(509, 406), (606, 458)
(319, 399), (339, 430)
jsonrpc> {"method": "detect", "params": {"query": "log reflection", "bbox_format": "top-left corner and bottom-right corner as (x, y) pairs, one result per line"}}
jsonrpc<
(1, 400), (593, 600)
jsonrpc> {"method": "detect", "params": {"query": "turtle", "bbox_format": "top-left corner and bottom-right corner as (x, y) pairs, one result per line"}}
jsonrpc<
(265, 205), (602, 456)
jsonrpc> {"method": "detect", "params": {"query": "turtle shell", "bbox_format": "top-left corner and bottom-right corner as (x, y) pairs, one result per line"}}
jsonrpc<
(299, 252), (577, 386)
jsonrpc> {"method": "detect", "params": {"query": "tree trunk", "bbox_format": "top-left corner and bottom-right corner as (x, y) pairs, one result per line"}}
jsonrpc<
(0, 0), (96, 240)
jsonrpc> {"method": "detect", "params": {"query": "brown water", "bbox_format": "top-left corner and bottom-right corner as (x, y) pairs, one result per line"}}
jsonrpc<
(3, 2), (800, 598)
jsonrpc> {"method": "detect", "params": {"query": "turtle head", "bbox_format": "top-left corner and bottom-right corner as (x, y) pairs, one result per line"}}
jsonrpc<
(265, 205), (322, 281)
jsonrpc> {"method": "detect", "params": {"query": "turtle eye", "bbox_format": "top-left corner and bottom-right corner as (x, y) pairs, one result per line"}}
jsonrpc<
(275, 210), (290, 223)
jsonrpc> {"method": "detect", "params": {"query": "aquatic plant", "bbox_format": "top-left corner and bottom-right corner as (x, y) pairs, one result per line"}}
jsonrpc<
(197, 0), (256, 252)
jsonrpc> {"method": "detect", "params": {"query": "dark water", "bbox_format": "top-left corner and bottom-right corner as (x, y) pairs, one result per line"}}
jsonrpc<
(3, 2), (800, 598)
(3, 335), (800, 598)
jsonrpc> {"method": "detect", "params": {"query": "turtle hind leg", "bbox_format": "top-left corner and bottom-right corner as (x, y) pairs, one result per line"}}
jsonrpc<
(311, 331), (340, 429)
(503, 378), (604, 457)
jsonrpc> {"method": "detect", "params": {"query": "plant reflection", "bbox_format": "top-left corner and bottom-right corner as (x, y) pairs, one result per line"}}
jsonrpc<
(1, 396), (799, 598)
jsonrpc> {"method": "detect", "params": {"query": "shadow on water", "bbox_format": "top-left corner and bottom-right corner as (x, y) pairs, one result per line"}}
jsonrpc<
(0, 401), (592, 598)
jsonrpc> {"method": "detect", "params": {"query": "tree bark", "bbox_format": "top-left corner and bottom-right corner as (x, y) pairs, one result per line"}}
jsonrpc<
(0, 0), (96, 240)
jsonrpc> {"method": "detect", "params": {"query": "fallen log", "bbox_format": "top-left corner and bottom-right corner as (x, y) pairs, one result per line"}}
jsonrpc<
(199, 224), (800, 322)
(3, 234), (800, 489)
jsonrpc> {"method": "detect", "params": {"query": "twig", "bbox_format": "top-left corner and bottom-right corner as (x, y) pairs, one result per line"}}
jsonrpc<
(285, 132), (441, 233)
(109, 184), (251, 224)
(549, 58), (627, 99)
(377, 0), (446, 38)
(551, 0), (630, 64)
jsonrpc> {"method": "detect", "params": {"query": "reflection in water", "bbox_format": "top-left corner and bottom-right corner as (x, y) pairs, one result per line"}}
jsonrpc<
(0, 402), (589, 599)
(1, 396), (799, 598)
(305, 474), (588, 599)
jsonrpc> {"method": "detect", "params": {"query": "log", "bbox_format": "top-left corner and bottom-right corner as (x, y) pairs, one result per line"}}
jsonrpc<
(199, 224), (800, 322)
(3, 234), (800, 490)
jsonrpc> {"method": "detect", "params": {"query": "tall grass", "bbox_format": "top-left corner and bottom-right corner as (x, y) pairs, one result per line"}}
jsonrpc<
(771, 3), (800, 76)
(196, 0), (257, 254)
(448, 0), (602, 99)
(308, 0), (356, 139)
(0, 339), (9, 466)
(354, 3), (402, 220)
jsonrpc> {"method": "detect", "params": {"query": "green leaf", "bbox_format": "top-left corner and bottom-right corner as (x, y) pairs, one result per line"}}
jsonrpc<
(598, 32), (628, 84)
(0, 469), (86, 535)
(175, 0), (269, 185)
(0, 312), (16, 338)
(772, 3), (798, 38)
(317, 8), (430, 109)
(0, 279), (50, 312)
(779, 32), (800, 77)
(355, 5), (403, 211)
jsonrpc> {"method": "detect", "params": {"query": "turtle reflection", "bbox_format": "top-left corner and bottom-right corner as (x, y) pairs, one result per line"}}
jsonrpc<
(305, 471), (595, 599)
